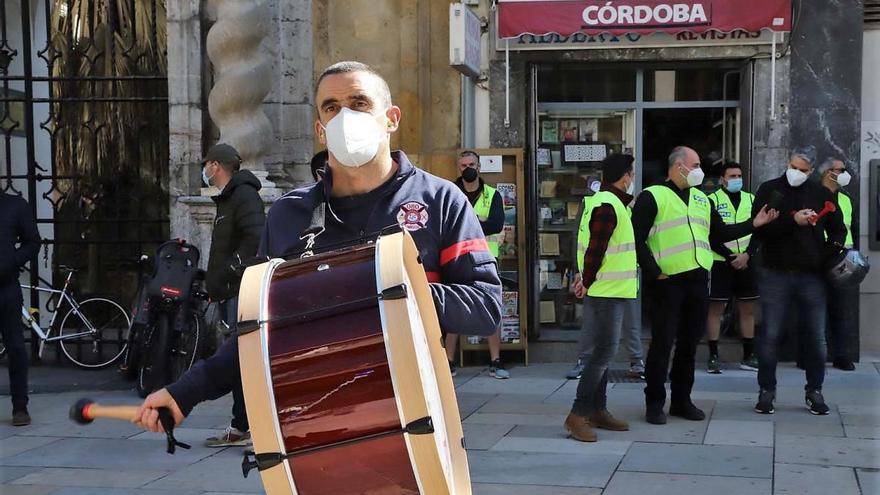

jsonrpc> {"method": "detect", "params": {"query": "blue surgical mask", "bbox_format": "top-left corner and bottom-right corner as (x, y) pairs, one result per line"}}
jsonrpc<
(725, 178), (743, 193)
(201, 165), (214, 187)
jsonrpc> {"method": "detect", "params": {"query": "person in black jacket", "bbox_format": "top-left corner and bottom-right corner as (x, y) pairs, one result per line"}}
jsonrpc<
(199, 143), (266, 446)
(751, 146), (847, 416)
(0, 192), (41, 426)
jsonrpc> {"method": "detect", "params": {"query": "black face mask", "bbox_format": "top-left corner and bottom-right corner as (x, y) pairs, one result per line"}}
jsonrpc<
(461, 167), (479, 182)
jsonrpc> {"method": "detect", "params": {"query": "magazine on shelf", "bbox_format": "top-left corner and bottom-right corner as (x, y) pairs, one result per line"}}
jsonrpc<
(499, 225), (517, 259)
(501, 316), (520, 343)
(496, 182), (516, 207)
(541, 120), (558, 143)
(502, 291), (518, 317)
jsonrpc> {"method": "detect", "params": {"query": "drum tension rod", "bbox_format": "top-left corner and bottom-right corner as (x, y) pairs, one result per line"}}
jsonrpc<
(236, 284), (409, 336)
(241, 415), (433, 478)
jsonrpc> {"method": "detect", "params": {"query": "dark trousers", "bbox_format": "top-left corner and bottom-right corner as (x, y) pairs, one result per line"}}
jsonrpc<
(1, 282), (28, 410)
(572, 297), (626, 416)
(757, 269), (826, 392)
(220, 297), (248, 431)
(644, 275), (709, 406)
(826, 282), (859, 363)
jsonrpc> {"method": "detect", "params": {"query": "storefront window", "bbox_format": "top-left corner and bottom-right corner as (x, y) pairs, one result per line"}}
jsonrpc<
(537, 66), (637, 102)
(643, 68), (740, 102)
(535, 109), (636, 333)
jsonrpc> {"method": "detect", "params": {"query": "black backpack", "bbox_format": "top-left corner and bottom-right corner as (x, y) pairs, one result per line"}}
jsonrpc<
(145, 240), (200, 304)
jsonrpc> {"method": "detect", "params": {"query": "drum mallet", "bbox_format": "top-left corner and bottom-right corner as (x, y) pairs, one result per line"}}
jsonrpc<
(69, 398), (191, 454)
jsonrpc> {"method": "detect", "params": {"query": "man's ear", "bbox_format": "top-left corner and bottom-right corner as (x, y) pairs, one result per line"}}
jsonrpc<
(315, 120), (326, 144)
(385, 106), (402, 133)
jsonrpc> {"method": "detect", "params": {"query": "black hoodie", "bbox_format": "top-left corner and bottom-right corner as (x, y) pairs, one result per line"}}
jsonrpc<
(206, 169), (265, 300)
(751, 174), (846, 273)
(0, 193), (41, 287)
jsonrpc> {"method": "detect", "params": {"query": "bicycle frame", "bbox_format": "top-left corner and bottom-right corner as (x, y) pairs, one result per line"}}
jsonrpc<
(20, 271), (99, 357)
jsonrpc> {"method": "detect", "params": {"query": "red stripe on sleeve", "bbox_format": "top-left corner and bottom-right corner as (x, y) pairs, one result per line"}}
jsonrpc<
(425, 271), (442, 283)
(439, 238), (489, 266)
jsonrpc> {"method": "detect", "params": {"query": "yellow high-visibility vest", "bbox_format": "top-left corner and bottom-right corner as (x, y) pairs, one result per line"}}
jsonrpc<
(576, 191), (637, 299)
(644, 185), (714, 275)
(708, 188), (754, 262)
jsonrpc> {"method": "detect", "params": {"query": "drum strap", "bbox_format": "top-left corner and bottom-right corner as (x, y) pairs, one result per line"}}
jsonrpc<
(299, 186), (327, 259)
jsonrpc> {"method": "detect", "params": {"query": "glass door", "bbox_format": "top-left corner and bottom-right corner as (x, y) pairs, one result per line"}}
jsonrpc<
(534, 108), (636, 337)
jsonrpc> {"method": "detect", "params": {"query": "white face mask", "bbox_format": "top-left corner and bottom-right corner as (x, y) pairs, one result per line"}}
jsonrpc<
(679, 165), (705, 187)
(835, 171), (852, 187)
(626, 180), (635, 195)
(786, 167), (809, 187)
(322, 107), (386, 168)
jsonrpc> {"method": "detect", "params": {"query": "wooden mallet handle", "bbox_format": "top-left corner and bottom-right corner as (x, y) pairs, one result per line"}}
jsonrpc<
(70, 398), (139, 423)
(70, 398), (190, 454)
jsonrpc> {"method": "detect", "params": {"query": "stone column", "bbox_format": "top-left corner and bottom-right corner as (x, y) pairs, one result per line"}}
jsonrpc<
(205, 0), (282, 198)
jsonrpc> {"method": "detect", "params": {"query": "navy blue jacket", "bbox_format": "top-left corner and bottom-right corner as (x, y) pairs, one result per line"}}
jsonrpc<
(0, 193), (41, 287)
(167, 152), (502, 415)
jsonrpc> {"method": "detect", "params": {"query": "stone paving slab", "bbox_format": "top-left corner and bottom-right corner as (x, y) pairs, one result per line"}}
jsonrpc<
(11, 467), (170, 489)
(704, 419), (774, 447)
(455, 377), (566, 397)
(477, 396), (570, 415)
(473, 482), (600, 494)
(773, 463), (861, 495)
(856, 468), (879, 495)
(21, 418), (144, 439)
(0, 466), (40, 483)
(775, 434), (880, 469)
(0, 436), (62, 459)
(618, 442), (773, 478)
(48, 489), (203, 495)
(603, 471), (771, 495)
(467, 450), (620, 488)
(128, 427), (226, 445)
(0, 485), (58, 495)
(2, 438), (215, 471)
(843, 424), (880, 439)
(464, 412), (565, 427)
(709, 399), (842, 423)
(776, 419), (846, 436)
(456, 392), (496, 419)
(510, 419), (708, 445)
(142, 448), (263, 493)
(462, 423), (514, 450)
(492, 436), (632, 456)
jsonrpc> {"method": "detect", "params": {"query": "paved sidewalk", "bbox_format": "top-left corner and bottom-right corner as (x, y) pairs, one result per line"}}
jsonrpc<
(1, 359), (878, 494)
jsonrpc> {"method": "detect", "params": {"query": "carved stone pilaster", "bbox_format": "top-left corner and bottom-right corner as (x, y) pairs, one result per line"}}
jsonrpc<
(205, 0), (282, 199)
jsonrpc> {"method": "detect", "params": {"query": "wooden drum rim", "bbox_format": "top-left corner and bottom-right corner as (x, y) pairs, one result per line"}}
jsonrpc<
(238, 258), (299, 495)
(375, 231), (472, 495)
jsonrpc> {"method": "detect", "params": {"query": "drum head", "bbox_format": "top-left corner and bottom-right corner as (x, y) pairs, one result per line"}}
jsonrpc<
(376, 231), (472, 495)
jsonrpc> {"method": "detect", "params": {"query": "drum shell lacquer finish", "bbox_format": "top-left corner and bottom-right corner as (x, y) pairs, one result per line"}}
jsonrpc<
(238, 232), (471, 495)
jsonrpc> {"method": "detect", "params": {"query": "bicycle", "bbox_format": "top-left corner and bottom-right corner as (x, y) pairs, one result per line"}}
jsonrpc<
(0, 268), (131, 368)
(121, 239), (207, 397)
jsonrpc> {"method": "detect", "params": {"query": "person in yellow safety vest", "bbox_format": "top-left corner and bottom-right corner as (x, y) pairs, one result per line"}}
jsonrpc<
(563, 154), (637, 443)
(818, 157), (857, 371)
(445, 150), (510, 379)
(632, 146), (779, 425)
(705, 162), (760, 375)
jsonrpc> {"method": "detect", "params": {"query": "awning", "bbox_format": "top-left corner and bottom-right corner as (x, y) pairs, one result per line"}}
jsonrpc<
(497, 0), (792, 39)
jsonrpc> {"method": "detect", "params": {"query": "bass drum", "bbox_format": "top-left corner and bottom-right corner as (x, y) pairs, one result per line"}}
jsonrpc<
(237, 230), (471, 495)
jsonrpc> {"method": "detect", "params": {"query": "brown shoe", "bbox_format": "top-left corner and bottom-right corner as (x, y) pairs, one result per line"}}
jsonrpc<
(589, 409), (629, 431)
(564, 412), (597, 442)
(12, 409), (31, 427)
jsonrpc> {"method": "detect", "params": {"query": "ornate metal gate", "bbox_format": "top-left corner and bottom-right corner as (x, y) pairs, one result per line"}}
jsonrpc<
(1, 0), (169, 352)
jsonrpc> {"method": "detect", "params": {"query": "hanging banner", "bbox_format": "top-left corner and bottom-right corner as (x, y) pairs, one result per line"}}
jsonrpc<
(497, 0), (792, 39)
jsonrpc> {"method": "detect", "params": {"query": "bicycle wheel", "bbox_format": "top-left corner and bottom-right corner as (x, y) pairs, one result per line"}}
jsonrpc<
(137, 313), (170, 398)
(59, 298), (131, 368)
(169, 311), (202, 382)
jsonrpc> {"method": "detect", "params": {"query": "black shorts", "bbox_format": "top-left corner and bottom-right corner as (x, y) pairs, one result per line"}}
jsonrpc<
(709, 261), (759, 301)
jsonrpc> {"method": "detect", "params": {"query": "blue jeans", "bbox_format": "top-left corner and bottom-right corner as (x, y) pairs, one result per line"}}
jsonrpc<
(757, 269), (827, 392)
(577, 297), (643, 363)
(219, 297), (248, 431)
(572, 297), (627, 415)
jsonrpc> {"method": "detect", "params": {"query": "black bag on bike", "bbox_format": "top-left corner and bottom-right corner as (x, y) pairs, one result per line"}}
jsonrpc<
(146, 241), (200, 304)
